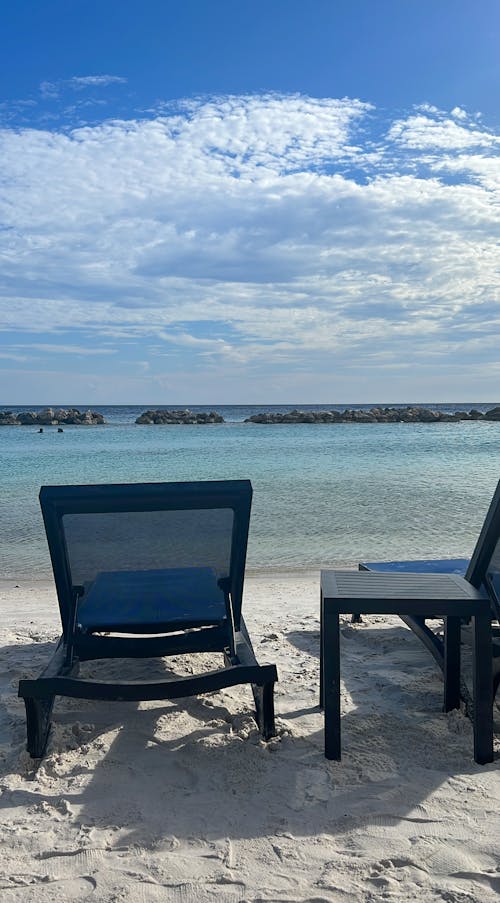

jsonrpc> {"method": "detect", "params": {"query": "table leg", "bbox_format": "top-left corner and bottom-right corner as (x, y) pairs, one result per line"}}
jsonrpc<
(443, 616), (461, 711)
(472, 614), (493, 765)
(323, 601), (341, 760)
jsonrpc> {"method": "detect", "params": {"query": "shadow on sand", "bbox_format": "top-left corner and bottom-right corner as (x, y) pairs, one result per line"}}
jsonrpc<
(1, 625), (498, 855)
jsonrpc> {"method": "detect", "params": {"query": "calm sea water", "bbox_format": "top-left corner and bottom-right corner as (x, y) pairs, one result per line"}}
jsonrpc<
(1, 403), (499, 579)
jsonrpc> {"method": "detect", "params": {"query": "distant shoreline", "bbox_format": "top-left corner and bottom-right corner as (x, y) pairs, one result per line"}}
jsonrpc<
(2, 404), (500, 426)
(2, 400), (499, 405)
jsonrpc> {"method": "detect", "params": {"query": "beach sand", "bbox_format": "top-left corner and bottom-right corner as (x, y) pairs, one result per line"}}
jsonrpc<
(0, 573), (499, 902)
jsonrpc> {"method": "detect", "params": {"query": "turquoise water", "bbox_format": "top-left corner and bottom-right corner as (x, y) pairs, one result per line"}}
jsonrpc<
(0, 404), (499, 578)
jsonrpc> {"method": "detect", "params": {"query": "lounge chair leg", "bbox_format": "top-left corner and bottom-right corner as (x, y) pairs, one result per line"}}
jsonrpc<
(252, 680), (276, 740)
(23, 695), (55, 758)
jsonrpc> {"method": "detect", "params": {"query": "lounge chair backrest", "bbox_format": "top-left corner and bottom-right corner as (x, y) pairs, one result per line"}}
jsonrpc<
(484, 537), (500, 621)
(39, 480), (252, 634)
(466, 479), (500, 619)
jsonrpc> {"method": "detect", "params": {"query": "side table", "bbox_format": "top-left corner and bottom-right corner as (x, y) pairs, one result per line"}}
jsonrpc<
(320, 570), (493, 765)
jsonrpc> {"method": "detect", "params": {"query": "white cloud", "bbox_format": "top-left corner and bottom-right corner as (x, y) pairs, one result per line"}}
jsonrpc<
(68, 75), (127, 89)
(0, 352), (29, 362)
(451, 106), (468, 120)
(415, 103), (441, 115)
(430, 152), (500, 191)
(0, 93), (498, 401)
(388, 113), (497, 150)
(39, 75), (127, 100)
(39, 81), (60, 99)
(15, 343), (117, 356)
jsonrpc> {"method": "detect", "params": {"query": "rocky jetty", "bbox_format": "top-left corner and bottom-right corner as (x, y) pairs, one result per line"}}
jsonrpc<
(136, 409), (225, 424)
(244, 406), (500, 424)
(0, 407), (105, 426)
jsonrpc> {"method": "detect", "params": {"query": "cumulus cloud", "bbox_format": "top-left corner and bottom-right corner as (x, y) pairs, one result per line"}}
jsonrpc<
(39, 80), (60, 99)
(388, 109), (498, 150)
(68, 75), (128, 89)
(39, 74), (126, 101)
(0, 93), (498, 400)
(451, 107), (468, 120)
(16, 343), (117, 356)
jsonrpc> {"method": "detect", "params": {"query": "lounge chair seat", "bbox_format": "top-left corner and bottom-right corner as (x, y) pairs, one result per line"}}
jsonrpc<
(79, 567), (227, 632)
(360, 558), (469, 575)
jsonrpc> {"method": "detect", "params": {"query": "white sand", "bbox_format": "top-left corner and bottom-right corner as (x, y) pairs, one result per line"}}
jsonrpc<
(0, 573), (499, 902)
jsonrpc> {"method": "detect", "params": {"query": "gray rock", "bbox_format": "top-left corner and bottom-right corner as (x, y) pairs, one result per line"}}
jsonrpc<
(17, 411), (39, 424)
(135, 409), (224, 425)
(484, 406), (500, 421)
(0, 408), (105, 426)
(0, 411), (20, 425)
(37, 407), (56, 424)
(243, 406), (486, 424)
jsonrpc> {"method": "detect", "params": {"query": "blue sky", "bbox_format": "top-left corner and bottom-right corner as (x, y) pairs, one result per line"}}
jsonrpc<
(1, 1), (499, 404)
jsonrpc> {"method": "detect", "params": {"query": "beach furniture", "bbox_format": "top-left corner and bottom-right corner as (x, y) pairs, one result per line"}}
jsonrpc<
(19, 480), (277, 758)
(352, 560), (469, 657)
(358, 480), (500, 697)
(320, 479), (500, 764)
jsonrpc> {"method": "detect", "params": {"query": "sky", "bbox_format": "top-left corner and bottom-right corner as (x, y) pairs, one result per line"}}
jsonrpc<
(0, 0), (499, 404)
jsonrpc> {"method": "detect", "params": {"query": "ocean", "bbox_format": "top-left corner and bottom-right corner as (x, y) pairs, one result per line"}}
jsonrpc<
(1, 403), (499, 579)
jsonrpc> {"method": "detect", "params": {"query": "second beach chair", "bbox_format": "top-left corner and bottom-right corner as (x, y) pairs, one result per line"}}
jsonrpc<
(358, 479), (500, 697)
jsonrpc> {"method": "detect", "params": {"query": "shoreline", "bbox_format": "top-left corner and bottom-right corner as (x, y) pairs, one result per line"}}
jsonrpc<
(0, 568), (339, 631)
(0, 564), (357, 586)
(2, 401), (500, 429)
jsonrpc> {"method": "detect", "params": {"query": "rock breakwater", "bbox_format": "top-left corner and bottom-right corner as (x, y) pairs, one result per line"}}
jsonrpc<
(136, 409), (225, 424)
(0, 407), (105, 426)
(244, 406), (500, 424)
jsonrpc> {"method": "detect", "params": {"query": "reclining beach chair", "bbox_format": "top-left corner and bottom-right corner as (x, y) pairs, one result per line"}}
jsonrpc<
(19, 480), (277, 758)
(358, 479), (500, 698)
(352, 480), (500, 705)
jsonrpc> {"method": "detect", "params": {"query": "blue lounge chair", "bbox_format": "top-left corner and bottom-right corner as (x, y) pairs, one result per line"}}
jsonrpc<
(19, 480), (277, 758)
(358, 479), (500, 698)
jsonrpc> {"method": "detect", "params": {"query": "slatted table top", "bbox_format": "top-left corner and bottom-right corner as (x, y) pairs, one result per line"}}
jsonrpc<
(321, 570), (490, 613)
